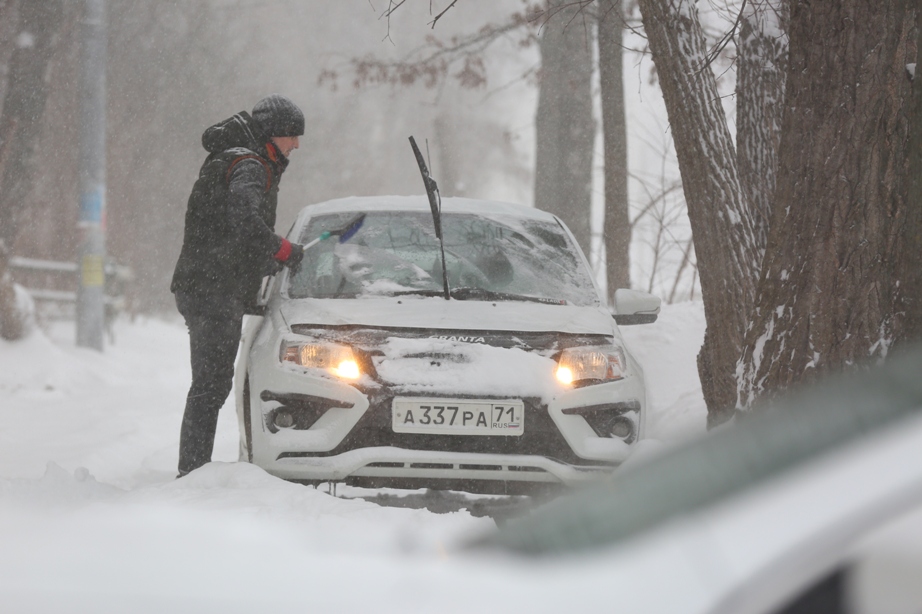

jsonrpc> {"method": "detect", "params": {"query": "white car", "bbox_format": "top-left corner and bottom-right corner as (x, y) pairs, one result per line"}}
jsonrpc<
(235, 196), (660, 493)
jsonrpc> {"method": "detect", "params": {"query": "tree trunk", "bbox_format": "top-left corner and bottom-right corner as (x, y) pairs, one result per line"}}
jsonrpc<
(736, 1), (787, 250)
(638, 0), (762, 424)
(0, 0), (65, 340)
(534, 0), (595, 257)
(737, 1), (918, 408)
(598, 0), (631, 298)
(0, 0), (19, 97)
(899, 3), (922, 345)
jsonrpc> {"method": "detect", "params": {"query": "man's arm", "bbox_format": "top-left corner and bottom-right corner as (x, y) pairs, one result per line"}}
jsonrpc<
(226, 159), (304, 269)
(225, 158), (291, 261)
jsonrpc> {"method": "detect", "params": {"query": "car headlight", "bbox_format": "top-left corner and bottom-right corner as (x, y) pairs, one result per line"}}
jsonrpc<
(281, 341), (361, 380)
(556, 346), (626, 385)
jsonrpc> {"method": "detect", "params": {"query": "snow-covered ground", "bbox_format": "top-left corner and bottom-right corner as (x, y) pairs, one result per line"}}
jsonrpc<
(0, 301), (706, 613)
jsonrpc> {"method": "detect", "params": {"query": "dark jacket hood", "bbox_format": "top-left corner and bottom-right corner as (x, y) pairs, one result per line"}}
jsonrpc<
(201, 111), (269, 154)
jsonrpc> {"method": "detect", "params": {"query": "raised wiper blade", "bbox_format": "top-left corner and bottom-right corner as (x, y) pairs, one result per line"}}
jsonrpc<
(449, 287), (566, 305)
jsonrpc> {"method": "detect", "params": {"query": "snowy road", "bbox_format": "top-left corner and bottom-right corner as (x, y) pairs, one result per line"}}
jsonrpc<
(0, 302), (706, 612)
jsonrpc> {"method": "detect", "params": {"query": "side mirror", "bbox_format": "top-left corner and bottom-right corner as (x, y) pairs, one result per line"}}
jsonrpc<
(612, 289), (661, 325)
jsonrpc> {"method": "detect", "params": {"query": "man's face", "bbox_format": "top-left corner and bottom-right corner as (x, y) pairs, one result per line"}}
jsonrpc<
(271, 136), (299, 157)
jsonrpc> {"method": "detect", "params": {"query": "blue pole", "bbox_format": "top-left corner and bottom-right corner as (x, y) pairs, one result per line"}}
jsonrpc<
(76, 0), (106, 350)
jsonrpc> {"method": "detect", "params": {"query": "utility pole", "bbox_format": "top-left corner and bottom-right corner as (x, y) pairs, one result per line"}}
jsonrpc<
(76, 0), (106, 350)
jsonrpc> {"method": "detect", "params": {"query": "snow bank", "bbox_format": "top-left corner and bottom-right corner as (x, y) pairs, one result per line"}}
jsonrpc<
(0, 462), (492, 614)
(620, 300), (707, 442)
(0, 318), (192, 485)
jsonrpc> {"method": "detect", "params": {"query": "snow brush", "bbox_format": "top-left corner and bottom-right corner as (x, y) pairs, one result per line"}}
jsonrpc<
(302, 213), (366, 250)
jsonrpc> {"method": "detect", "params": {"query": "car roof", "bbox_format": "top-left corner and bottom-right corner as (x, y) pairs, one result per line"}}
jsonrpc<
(296, 195), (560, 224)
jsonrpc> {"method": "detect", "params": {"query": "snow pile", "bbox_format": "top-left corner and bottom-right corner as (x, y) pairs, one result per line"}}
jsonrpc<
(620, 300), (707, 441)
(0, 318), (194, 486)
(0, 462), (492, 614)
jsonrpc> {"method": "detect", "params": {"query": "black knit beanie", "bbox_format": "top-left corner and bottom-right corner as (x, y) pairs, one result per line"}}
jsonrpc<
(252, 94), (305, 137)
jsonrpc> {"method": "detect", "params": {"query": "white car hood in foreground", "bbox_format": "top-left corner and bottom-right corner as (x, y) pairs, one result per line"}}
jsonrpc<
(279, 296), (619, 337)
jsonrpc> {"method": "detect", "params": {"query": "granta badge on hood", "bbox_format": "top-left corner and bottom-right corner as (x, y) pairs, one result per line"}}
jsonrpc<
(429, 335), (486, 344)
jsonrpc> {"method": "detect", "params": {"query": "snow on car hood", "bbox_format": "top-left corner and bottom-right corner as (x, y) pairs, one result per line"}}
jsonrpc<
(371, 335), (562, 400)
(279, 298), (619, 401)
(279, 296), (619, 337)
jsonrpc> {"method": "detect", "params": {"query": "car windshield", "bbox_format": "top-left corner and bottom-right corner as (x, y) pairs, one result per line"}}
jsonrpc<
(287, 210), (598, 306)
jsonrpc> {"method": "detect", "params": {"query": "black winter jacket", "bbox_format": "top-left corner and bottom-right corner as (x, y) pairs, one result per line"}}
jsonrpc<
(171, 112), (289, 318)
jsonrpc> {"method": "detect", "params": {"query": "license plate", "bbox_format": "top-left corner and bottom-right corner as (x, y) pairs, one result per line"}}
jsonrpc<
(392, 398), (524, 436)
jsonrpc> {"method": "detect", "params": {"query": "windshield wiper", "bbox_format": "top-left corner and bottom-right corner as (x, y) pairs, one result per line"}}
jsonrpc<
(449, 287), (566, 305)
(389, 289), (446, 298)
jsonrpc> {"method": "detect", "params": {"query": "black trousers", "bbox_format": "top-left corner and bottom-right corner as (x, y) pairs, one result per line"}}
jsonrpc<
(178, 312), (243, 475)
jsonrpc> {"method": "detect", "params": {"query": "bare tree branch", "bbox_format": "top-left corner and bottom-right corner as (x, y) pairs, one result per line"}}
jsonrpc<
(697, 0), (746, 74)
(429, 0), (459, 29)
(323, 13), (537, 91)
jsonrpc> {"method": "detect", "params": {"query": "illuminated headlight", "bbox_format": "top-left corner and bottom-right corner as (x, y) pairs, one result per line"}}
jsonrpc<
(556, 346), (626, 385)
(281, 341), (361, 380)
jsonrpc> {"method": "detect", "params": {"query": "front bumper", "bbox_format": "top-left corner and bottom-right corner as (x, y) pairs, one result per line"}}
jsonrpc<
(237, 321), (647, 489)
(271, 447), (613, 486)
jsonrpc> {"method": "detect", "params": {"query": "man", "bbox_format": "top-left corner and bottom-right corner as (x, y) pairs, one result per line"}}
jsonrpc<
(171, 94), (306, 477)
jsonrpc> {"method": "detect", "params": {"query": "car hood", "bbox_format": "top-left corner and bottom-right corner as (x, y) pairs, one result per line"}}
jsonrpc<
(279, 297), (618, 338)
